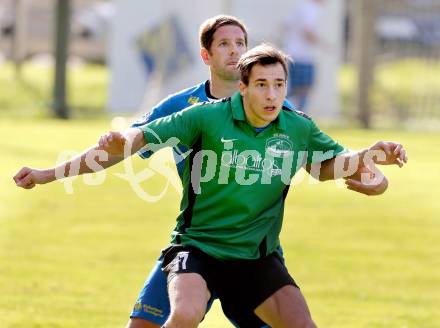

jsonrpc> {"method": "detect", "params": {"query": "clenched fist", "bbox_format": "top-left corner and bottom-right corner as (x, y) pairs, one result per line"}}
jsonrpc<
(98, 131), (127, 155)
(13, 167), (53, 189)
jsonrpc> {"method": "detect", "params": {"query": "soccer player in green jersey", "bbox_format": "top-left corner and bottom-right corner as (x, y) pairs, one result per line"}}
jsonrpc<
(14, 44), (407, 327)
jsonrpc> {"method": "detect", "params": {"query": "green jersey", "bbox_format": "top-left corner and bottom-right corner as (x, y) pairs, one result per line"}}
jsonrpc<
(141, 92), (345, 260)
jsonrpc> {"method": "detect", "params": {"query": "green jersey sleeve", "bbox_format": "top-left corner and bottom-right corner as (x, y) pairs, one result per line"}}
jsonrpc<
(139, 103), (205, 153)
(306, 120), (346, 164)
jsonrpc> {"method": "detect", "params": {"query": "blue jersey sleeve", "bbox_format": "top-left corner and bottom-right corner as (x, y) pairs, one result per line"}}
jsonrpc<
(282, 98), (295, 111)
(131, 82), (207, 161)
(131, 96), (181, 159)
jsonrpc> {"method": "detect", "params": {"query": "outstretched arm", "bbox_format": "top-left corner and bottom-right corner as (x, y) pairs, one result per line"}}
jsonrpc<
(13, 128), (146, 189)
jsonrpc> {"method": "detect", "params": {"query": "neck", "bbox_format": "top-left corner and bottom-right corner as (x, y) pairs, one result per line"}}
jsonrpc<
(209, 74), (240, 99)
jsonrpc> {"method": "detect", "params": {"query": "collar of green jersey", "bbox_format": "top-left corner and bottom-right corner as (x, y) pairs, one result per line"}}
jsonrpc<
(230, 92), (287, 131)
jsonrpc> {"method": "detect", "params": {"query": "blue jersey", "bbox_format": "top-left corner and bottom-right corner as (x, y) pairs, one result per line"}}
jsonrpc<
(132, 80), (295, 176)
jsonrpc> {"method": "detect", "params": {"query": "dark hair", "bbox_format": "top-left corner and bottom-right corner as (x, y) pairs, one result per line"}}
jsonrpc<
(199, 15), (248, 52)
(237, 44), (289, 85)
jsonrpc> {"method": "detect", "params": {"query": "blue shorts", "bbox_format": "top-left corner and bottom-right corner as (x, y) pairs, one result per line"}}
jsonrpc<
(130, 257), (170, 324)
(129, 254), (216, 325)
(288, 62), (315, 90)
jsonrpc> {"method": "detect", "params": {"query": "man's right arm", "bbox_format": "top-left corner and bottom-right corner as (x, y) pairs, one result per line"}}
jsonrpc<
(13, 128), (146, 189)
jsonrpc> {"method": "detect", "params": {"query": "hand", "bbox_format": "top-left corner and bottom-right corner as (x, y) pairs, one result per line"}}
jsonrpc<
(368, 141), (408, 167)
(13, 167), (53, 189)
(98, 131), (126, 155)
(344, 164), (388, 196)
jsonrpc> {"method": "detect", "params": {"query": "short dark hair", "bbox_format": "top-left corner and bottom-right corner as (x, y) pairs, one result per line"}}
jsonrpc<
(199, 15), (248, 52)
(237, 44), (289, 85)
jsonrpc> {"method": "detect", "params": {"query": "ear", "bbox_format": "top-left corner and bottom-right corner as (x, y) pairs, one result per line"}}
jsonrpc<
(239, 81), (247, 96)
(200, 48), (210, 65)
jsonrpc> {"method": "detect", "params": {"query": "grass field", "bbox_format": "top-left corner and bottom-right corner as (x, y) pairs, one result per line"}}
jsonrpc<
(1, 118), (439, 327)
(0, 62), (108, 119)
(340, 58), (440, 128)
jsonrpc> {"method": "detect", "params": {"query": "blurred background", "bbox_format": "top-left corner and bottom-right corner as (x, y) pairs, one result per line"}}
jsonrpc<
(0, 0), (439, 128)
(1, 1), (439, 327)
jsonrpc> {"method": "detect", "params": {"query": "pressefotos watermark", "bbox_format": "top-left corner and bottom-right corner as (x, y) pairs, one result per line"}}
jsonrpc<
(54, 128), (387, 202)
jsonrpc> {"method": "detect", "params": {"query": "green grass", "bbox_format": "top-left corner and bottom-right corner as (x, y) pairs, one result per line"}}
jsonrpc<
(0, 62), (108, 119)
(339, 59), (440, 127)
(1, 119), (439, 327)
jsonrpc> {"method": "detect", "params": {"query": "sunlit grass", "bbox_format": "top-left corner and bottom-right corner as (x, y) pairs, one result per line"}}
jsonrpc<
(0, 61), (108, 119)
(1, 119), (439, 327)
(339, 58), (440, 126)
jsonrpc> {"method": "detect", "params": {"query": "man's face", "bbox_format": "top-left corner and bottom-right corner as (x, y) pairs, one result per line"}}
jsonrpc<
(202, 25), (247, 81)
(240, 63), (287, 127)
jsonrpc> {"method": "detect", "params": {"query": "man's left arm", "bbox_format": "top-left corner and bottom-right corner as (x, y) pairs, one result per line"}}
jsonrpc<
(310, 141), (407, 180)
(306, 141), (407, 195)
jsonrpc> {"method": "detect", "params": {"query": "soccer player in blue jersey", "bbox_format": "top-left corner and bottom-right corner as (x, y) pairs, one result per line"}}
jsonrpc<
(131, 15), (253, 177)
